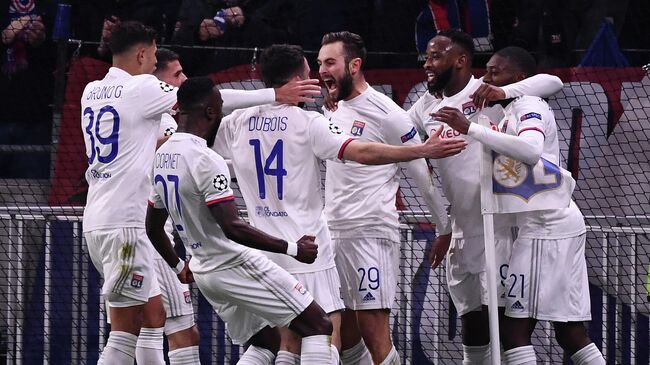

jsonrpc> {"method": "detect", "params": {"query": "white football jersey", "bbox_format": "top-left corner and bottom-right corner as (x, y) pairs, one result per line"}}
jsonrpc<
(150, 133), (254, 274)
(81, 67), (178, 232)
(324, 85), (426, 242)
(214, 103), (352, 273)
(411, 76), (513, 239)
(498, 96), (585, 239)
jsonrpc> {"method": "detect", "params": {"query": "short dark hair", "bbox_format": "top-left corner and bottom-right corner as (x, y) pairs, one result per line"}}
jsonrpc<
(108, 21), (157, 55)
(436, 29), (475, 62)
(155, 48), (180, 71)
(260, 44), (306, 88)
(321, 31), (367, 68)
(177, 76), (215, 111)
(494, 46), (537, 77)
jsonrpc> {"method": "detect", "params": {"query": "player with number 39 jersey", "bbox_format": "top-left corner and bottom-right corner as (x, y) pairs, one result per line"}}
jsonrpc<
(81, 67), (177, 232)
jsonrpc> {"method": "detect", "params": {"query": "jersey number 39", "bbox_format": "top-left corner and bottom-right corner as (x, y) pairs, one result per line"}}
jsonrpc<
(83, 105), (120, 164)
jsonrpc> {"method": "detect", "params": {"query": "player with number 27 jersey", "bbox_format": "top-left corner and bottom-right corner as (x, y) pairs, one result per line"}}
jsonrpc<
(81, 67), (177, 231)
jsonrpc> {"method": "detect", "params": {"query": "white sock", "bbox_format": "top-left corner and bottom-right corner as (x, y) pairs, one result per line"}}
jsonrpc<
(238, 345), (275, 365)
(331, 345), (340, 365)
(274, 350), (300, 365)
(378, 346), (400, 365)
(571, 343), (606, 365)
(169, 345), (201, 365)
(504, 345), (537, 365)
(463, 344), (491, 364)
(341, 340), (373, 365)
(301, 335), (331, 363)
(98, 331), (137, 365)
(135, 327), (165, 364)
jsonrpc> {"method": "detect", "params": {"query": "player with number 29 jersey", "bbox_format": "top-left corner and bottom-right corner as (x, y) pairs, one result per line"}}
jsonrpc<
(216, 104), (353, 274)
(81, 67), (178, 232)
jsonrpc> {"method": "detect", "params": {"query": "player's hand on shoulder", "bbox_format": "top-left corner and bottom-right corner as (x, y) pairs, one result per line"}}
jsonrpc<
(428, 233), (451, 269)
(295, 235), (318, 264)
(276, 79), (322, 104)
(421, 123), (467, 159)
(177, 259), (195, 284)
(323, 87), (338, 112)
(470, 83), (506, 109)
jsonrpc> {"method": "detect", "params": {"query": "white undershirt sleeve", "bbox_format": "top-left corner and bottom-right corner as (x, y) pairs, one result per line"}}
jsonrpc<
(401, 158), (452, 235)
(501, 74), (563, 99)
(220, 88), (275, 114)
(467, 123), (544, 165)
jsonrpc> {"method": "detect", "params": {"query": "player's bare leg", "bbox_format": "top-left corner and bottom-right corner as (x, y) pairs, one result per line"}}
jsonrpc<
(137, 294), (166, 364)
(98, 304), (144, 365)
(277, 310), (342, 364)
(356, 308), (399, 365)
(460, 307), (492, 364)
(502, 317), (537, 365)
(239, 326), (280, 365)
(553, 322), (605, 364)
(288, 301), (334, 363)
(340, 309), (372, 365)
(167, 324), (200, 364)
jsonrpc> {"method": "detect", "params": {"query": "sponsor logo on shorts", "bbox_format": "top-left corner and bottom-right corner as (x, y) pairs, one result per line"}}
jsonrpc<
(184, 291), (192, 304)
(295, 282), (307, 295)
(362, 292), (375, 302)
(510, 300), (525, 311)
(131, 274), (144, 288)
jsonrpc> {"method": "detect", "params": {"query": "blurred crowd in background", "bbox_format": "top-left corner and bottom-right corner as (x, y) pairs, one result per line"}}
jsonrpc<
(1, 0), (649, 179)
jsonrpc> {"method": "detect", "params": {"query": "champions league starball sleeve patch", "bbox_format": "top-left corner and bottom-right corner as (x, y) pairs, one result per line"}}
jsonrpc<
(159, 81), (175, 93)
(212, 174), (229, 191)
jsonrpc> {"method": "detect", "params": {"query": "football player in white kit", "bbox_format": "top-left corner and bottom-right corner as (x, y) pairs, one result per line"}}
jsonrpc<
(80, 21), (176, 365)
(438, 46), (605, 365)
(148, 48), (325, 364)
(214, 44), (466, 365)
(317, 31), (458, 365)
(146, 76), (336, 365)
(408, 29), (565, 364)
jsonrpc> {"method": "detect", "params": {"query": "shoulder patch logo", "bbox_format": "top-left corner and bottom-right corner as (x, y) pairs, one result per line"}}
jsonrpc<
(401, 127), (417, 143)
(163, 127), (176, 137)
(159, 81), (175, 93)
(213, 174), (229, 191)
(520, 112), (542, 121)
(351, 120), (365, 136)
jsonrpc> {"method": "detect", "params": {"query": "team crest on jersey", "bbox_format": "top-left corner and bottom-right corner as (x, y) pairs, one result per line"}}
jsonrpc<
(295, 282), (307, 295)
(329, 122), (343, 134)
(183, 291), (192, 304)
(493, 155), (526, 188)
(212, 174), (229, 191)
(159, 81), (175, 92)
(350, 120), (365, 136)
(462, 101), (477, 115)
(163, 127), (176, 137)
(520, 112), (541, 121)
(131, 274), (144, 288)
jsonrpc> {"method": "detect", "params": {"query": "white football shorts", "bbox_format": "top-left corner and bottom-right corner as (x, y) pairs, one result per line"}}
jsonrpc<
(85, 228), (161, 307)
(446, 230), (514, 316)
(153, 257), (194, 318)
(504, 234), (591, 322)
(193, 252), (313, 345)
(293, 266), (344, 314)
(334, 237), (399, 311)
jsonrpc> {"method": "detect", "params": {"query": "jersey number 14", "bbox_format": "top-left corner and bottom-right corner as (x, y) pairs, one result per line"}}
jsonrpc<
(249, 139), (287, 200)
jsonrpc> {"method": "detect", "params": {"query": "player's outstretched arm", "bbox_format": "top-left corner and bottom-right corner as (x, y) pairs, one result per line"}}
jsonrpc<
(145, 205), (193, 283)
(472, 74), (563, 108)
(220, 79), (321, 113)
(341, 127), (466, 164)
(208, 200), (318, 263)
(432, 106), (544, 165)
